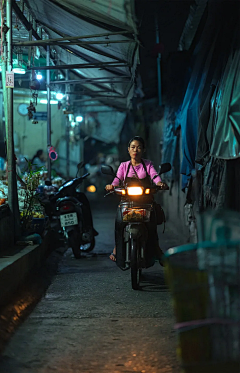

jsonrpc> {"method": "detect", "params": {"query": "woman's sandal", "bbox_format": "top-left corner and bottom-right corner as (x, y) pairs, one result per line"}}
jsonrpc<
(109, 253), (116, 262)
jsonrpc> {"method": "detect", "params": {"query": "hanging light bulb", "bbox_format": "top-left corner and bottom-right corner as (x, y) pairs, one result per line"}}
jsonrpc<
(56, 92), (64, 100)
(76, 116), (83, 123)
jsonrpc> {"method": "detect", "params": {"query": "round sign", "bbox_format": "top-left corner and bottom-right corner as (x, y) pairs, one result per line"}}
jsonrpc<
(49, 150), (58, 161)
(18, 103), (28, 116)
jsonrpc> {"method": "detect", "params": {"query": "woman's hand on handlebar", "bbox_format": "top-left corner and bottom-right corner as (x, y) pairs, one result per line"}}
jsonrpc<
(105, 184), (114, 191)
(157, 181), (169, 190)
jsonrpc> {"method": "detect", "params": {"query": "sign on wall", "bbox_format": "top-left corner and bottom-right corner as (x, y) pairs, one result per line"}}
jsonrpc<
(6, 72), (14, 88)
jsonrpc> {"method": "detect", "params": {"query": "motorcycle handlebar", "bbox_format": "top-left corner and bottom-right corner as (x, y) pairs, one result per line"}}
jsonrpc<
(113, 185), (169, 191)
(155, 184), (169, 191)
(104, 190), (115, 197)
(81, 172), (90, 180)
(104, 184), (169, 197)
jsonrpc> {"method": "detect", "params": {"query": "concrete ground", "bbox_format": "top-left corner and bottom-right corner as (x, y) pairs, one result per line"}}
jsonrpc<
(0, 197), (187, 373)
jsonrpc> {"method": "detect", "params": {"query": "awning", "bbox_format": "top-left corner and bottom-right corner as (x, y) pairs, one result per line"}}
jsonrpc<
(50, 0), (137, 33)
(25, 0), (139, 111)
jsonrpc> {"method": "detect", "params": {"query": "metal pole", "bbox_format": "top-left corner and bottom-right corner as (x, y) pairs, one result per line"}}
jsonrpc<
(155, 15), (162, 106)
(13, 39), (135, 47)
(65, 70), (70, 179)
(28, 62), (129, 71)
(0, 18), (8, 146)
(73, 95), (126, 103)
(46, 45), (51, 180)
(12, 30), (133, 46)
(0, 92), (3, 140)
(66, 115), (70, 179)
(50, 76), (130, 84)
(6, 0), (20, 239)
(71, 103), (119, 107)
(80, 137), (84, 178)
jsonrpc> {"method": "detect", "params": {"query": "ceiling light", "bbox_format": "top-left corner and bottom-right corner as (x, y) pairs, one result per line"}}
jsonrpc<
(36, 73), (43, 80)
(56, 93), (64, 100)
(12, 68), (26, 74)
(40, 99), (58, 104)
(76, 116), (83, 122)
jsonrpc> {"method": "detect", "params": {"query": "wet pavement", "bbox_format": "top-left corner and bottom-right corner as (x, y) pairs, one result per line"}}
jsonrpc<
(0, 198), (186, 373)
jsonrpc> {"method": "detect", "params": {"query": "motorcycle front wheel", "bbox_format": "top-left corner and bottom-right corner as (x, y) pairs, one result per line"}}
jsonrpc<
(68, 229), (82, 259)
(80, 237), (95, 252)
(131, 238), (141, 290)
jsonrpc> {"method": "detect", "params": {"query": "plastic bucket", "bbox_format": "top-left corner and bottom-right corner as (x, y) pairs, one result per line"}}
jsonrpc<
(164, 241), (240, 372)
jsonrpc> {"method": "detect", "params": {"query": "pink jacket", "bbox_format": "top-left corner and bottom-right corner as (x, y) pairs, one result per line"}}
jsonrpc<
(112, 159), (161, 186)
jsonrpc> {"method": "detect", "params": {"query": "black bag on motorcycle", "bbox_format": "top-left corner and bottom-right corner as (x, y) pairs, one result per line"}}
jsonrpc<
(155, 204), (166, 225)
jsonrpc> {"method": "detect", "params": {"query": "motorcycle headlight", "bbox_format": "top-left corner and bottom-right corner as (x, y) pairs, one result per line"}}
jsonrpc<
(127, 187), (143, 196)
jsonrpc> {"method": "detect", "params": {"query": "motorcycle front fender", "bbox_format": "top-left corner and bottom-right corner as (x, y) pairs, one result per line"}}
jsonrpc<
(124, 223), (148, 241)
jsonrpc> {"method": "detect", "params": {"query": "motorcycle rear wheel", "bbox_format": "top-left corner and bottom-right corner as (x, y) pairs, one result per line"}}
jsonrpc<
(68, 229), (82, 259)
(131, 238), (141, 290)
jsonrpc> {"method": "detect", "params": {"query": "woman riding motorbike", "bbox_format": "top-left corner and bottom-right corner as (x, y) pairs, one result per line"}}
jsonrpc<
(105, 136), (169, 267)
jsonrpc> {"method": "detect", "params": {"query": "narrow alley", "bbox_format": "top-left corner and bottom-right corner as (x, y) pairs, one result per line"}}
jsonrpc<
(0, 200), (185, 373)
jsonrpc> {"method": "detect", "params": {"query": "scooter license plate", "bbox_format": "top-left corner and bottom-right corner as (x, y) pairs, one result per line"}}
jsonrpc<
(60, 212), (78, 227)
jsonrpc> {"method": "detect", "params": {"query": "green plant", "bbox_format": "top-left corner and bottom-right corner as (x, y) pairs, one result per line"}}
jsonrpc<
(20, 159), (43, 232)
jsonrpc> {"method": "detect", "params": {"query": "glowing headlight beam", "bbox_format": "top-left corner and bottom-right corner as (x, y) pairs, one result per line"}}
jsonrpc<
(127, 187), (143, 196)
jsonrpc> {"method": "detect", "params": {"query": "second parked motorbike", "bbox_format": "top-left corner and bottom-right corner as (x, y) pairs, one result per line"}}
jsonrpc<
(42, 163), (97, 258)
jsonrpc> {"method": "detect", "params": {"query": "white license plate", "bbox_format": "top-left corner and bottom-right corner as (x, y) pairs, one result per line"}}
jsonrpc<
(60, 212), (78, 227)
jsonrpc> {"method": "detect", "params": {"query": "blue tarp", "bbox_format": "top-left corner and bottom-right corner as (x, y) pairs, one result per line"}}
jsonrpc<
(179, 1), (239, 189)
(162, 109), (181, 182)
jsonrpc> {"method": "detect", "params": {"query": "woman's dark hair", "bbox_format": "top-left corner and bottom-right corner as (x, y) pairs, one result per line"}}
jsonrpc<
(32, 149), (43, 162)
(128, 136), (145, 149)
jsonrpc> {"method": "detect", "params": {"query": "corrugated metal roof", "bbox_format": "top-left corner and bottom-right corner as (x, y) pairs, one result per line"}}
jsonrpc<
(15, 0), (139, 110)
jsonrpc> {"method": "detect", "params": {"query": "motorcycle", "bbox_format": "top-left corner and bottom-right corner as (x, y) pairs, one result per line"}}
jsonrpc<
(101, 162), (171, 290)
(42, 163), (97, 258)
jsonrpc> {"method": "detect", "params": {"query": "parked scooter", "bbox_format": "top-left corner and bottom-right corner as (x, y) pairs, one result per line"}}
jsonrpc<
(42, 163), (97, 258)
(101, 162), (171, 290)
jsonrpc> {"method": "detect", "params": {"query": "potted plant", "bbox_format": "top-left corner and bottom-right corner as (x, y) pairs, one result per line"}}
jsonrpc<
(20, 159), (46, 235)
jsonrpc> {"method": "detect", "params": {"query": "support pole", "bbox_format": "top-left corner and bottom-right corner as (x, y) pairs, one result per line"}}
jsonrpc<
(0, 92), (3, 140)
(50, 76), (130, 85)
(65, 70), (70, 179)
(28, 62), (128, 71)
(80, 137), (84, 178)
(0, 19), (8, 145)
(12, 30), (133, 46)
(13, 39), (134, 47)
(6, 0), (20, 239)
(66, 117), (70, 179)
(46, 45), (51, 180)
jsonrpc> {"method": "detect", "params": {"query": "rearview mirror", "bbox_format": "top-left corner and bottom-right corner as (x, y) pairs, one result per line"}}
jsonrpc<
(101, 165), (115, 176)
(159, 163), (171, 175)
(76, 162), (85, 177)
(77, 162), (84, 170)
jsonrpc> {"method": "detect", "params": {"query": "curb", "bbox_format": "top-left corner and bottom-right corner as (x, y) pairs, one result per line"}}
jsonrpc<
(0, 230), (60, 307)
